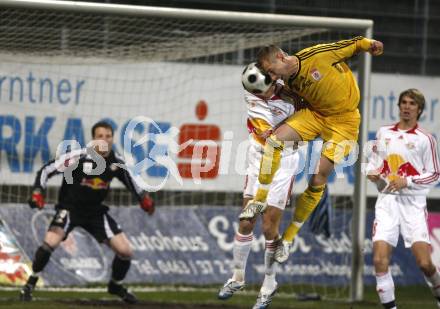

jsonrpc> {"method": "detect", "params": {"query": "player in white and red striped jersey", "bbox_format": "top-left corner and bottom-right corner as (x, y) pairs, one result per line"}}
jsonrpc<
(218, 63), (303, 308)
(366, 88), (440, 309)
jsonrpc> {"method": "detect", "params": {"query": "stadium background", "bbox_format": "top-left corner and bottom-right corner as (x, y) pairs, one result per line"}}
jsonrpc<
(1, 0), (440, 308)
(63, 0), (440, 208)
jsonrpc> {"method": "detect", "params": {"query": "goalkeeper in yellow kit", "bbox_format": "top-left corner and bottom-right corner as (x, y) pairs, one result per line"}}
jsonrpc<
(239, 36), (384, 263)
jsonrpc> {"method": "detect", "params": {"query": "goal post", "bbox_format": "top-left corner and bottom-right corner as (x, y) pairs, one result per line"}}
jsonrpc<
(352, 26), (373, 302)
(0, 0), (372, 301)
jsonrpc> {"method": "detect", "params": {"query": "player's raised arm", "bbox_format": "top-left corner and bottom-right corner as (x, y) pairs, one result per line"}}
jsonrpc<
(300, 36), (383, 64)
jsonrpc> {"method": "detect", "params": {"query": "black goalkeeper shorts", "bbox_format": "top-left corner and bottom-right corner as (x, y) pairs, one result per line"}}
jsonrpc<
(49, 208), (123, 243)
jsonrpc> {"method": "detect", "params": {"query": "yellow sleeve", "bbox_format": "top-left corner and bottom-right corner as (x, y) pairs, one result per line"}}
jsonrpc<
(249, 117), (271, 136)
(296, 36), (372, 63)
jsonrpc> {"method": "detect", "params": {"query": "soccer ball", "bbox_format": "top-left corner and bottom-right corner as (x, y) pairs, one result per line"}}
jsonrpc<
(241, 62), (272, 94)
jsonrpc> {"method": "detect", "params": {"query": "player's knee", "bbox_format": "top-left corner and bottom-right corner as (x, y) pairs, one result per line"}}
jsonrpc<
(117, 250), (133, 260)
(373, 254), (389, 270)
(45, 229), (65, 248)
(114, 244), (133, 259)
(238, 219), (255, 235)
(310, 173), (328, 186)
(262, 223), (277, 240)
(416, 258), (435, 275)
(266, 134), (284, 150)
(41, 241), (55, 253)
(123, 245), (134, 259)
(262, 213), (278, 239)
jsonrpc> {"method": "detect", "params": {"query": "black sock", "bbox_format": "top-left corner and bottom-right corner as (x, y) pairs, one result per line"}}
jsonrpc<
(382, 300), (396, 309)
(111, 256), (131, 282)
(32, 242), (53, 274)
(26, 274), (39, 287)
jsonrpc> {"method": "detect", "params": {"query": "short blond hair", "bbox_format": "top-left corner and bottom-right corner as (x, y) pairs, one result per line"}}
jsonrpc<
(398, 88), (425, 120)
(256, 45), (282, 67)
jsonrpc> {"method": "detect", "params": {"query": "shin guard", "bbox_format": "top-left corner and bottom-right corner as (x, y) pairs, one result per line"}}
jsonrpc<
(283, 184), (325, 242)
(32, 242), (53, 274)
(256, 135), (284, 202)
(111, 255), (131, 282)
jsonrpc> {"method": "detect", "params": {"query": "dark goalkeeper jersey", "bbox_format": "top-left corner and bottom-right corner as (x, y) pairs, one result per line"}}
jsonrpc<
(33, 148), (144, 214)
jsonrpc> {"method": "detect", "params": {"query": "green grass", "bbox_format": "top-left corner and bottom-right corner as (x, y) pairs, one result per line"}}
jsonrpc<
(0, 285), (437, 308)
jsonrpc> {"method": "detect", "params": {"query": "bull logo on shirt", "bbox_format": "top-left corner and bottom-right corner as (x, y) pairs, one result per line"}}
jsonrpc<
(380, 153), (420, 181)
(80, 177), (109, 190)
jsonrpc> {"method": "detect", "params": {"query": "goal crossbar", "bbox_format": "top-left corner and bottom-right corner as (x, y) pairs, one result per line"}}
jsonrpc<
(0, 0), (372, 30)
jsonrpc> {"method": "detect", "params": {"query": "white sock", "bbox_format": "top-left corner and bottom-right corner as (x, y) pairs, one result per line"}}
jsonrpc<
(261, 239), (277, 293)
(264, 239), (276, 276)
(376, 271), (396, 308)
(231, 232), (253, 282)
(425, 269), (440, 298)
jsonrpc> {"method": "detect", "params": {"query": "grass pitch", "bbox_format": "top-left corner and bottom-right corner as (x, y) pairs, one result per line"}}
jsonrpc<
(0, 285), (437, 308)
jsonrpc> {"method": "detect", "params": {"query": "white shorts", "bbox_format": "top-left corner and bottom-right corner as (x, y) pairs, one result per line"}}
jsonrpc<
(372, 193), (430, 248)
(243, 138), (300, 210)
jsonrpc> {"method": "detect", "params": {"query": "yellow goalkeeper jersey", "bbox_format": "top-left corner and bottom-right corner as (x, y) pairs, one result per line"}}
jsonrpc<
(285, 36), (372, 116)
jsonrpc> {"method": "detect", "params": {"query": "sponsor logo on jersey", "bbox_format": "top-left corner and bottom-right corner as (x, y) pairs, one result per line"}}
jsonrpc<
(80, 177), (109, 190)
(380, 153), (420, 181)
(310, 68), (322, 81)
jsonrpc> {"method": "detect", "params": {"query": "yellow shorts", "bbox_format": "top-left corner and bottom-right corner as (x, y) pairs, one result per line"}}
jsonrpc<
(285, 108), (360, 163)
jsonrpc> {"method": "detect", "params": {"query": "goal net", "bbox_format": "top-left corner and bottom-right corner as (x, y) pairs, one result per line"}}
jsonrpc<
(0, 0), (372, 301)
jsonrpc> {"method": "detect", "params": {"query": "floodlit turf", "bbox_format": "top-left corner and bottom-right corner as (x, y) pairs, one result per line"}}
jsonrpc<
(0, 285), (437, 308)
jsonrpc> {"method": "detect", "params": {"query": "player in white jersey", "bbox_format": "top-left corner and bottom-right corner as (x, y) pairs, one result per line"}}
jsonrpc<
(366, 89), (440, 309)
(218, 63), (301, 309)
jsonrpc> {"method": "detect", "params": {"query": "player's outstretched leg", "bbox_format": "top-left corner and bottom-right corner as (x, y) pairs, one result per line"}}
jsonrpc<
(424, 269), (440, 308)
(413, 241), (440, 307)
(274, 184), (325, 263)
(218, 232), (253, 299)
(107, 255), (138, 304)
(218, 278), (246, 300)
(253, 286), (278, 309)
(239, 135), (284, 220)
(376, 270), (396, 309)
(253, 239), (278, 309)
(20, 275), (39, 301)
(19, 242), (54, 301)
(108, 280), (137, 304)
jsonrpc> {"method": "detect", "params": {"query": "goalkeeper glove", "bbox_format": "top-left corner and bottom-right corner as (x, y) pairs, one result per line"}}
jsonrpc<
(140, 194), (155, 215)
(28, 189), (45, 209)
